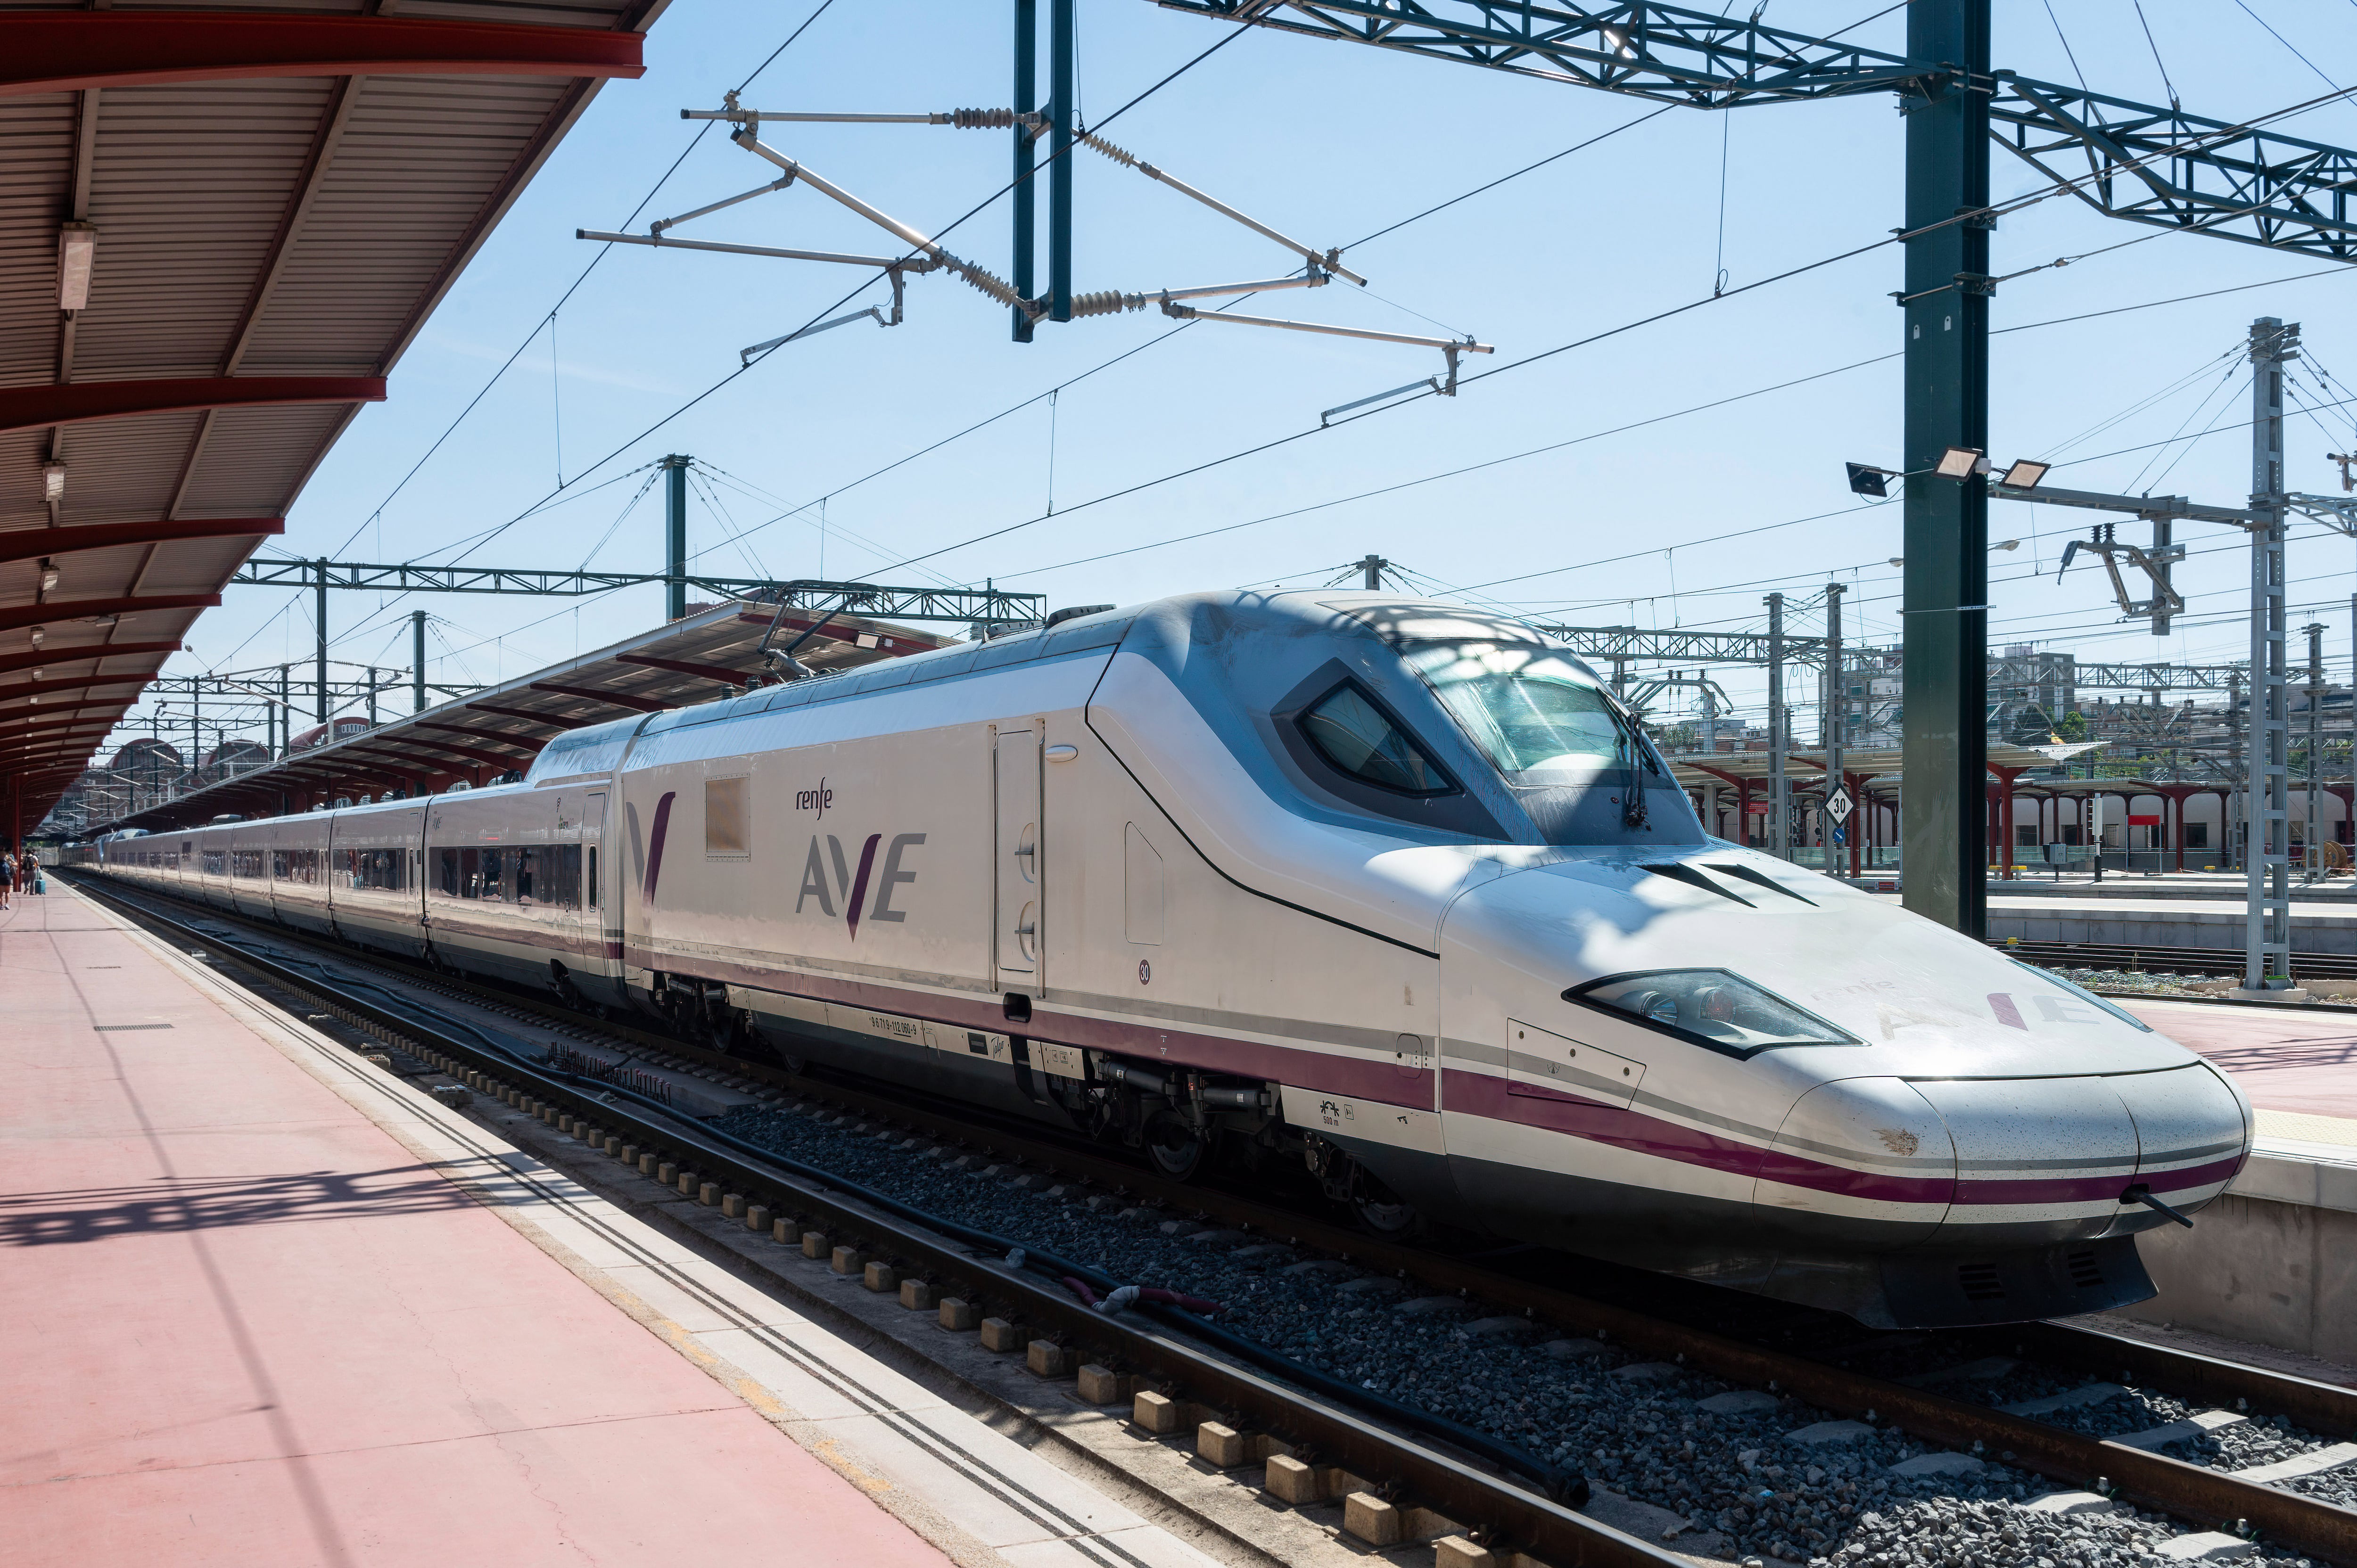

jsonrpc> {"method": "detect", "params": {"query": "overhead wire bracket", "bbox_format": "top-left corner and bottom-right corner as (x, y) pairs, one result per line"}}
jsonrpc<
(1322, 377), (1441, 426)
(2054, 523), (2186, 622)
(596, 95), (1482, 383)
(578, 230), (937, 271)
(1076, 131), (1368, 286)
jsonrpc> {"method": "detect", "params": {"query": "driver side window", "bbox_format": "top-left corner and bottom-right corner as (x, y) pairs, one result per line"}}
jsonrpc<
(1300, 681), (1454, 797)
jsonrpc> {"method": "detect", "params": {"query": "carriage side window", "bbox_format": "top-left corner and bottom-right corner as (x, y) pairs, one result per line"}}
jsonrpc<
(586, 846), (599, 909)
(544, 845), (582, 910)
(514, 847), (537, 905)
(1298, 681), (1455, 796)
(706, 775), (750, 857)
(436, 848), (459, 897)
(349, 849), (404, 891)
(461, 847), (484, 899)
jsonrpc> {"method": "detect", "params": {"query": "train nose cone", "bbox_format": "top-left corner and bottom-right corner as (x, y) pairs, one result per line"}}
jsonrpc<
(1909, 1061), (2249, 1249)
(1752, 1076), (1955, 1247)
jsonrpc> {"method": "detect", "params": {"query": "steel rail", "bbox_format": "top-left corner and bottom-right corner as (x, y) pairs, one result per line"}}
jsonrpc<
(65, 873), (1691, 1568)
(68, 872), (2357, 1563)
(1990, 938), (2357, 984)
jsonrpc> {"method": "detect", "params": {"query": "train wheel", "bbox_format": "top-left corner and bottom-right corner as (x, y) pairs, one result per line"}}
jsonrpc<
(1351, 1167), (1420, 1238)
(1144, 1112), (1207, 1181)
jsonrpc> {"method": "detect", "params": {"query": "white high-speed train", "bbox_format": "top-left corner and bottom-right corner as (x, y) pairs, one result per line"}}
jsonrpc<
(74, 592), (2251, 1328)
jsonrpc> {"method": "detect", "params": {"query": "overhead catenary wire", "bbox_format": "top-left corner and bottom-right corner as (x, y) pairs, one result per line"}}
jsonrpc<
(416, 19), (1256, 590)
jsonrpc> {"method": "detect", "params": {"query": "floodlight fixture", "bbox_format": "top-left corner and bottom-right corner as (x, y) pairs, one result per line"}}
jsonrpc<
(1935, 446), (1987, 479)
(28, 627), (42, 647)
(40, 462), (65, 503)
(1999, 459), (2050, 489)
(1995, 539), (2021, 551)
(56, 224), (94, 312)
(37, 558), (59, 592)
(1845, 462), (1889, 498)
(1888, 557), (1905, 567)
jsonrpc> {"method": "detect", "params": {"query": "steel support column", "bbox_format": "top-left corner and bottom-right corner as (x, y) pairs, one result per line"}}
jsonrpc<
(2245, 318), (2297, 988)
(413, 610), (428, 714)
(662, 454), (688, 622)
(1013, 0), (1038, 342)
(1766, 591), (1788, 860)
(2305, 621), (2325, 878)
(1823, 581), (1845, 870)
(1899, 0), (1990, 936)
(1048, 0), (1074, 322)
(313, 557), (329, 725)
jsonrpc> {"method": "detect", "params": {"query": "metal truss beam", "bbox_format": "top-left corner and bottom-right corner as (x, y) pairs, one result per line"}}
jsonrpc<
(1149, 1), (1931, 104)
(1536, 624), (1830, 664)
(1542, 623), (2245, 692)
(1152, 5), (2357, 267)
(229, 561), (1044, 624)
(0, 13), (646, 98)
(1991, 78), (2357, 263)
(0, 378), (385, 436)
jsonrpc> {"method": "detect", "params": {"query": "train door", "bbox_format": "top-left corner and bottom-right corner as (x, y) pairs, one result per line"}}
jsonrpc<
(994, 727), (1042, 995)
(575, 791), (614, 978)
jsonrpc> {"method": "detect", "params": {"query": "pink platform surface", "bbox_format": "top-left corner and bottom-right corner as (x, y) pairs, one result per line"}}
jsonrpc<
(2124, 997), (2357, 1123)
(0, 887), (950, 1568)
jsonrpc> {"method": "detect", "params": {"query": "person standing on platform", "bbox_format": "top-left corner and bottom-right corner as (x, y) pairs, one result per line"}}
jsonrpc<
(0, 845), (14, 911)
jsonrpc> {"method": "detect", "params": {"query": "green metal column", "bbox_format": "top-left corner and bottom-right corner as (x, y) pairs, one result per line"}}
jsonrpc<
(1048, 0), (1073, 322)
(661, 454), (688, 621)
(1898, 0), (1991, 936)
(412, 609), (427, 713)
(1013, 0), (1037, 341)
(314, 557), (330, 724)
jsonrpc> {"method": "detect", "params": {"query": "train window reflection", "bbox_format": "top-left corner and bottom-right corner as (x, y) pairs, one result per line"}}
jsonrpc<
(1300, 681), (1454, 796)
(1407, 642), (1624, 778)
(1565, 968), (1858, 1056)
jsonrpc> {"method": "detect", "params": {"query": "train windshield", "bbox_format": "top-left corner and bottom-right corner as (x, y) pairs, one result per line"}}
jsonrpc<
(1403, 642), (1625, 780)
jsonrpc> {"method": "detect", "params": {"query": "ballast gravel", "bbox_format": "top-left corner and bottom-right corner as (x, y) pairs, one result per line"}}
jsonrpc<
(708, 1096), (2332, 1568)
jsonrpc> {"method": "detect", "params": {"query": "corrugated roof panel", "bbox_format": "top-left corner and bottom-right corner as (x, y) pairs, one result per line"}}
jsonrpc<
(173, 401), (349, 514)
(46, 410), (209, 521)
(3, 0), (661, 829)
(239, 75), (577, 371)
(126, 536), (262, 597)
(0, 95), (74, 387)
(71, 79), (341, 381)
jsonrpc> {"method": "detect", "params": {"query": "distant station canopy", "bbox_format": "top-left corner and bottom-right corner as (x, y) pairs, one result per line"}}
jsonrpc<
(84, 594), (979, 834)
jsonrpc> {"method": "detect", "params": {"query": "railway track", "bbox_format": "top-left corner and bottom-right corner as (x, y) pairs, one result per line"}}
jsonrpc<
(69, 871), (2357, 1568)
(1990, 938), (2357, 984)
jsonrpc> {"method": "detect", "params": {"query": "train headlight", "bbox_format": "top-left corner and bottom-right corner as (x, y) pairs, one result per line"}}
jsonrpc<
(1563, 969), (1860, 1058)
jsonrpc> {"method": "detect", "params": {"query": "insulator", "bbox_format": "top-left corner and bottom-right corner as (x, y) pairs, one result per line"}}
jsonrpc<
(950, 107), (1017, 130)
(1067, 290), (1143, 318)
(943, 254), (1025, 309)
(1078, 131), (1139, 168)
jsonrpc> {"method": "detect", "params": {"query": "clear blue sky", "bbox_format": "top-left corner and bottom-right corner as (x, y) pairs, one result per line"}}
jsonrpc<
(144, 0), (2357, 752)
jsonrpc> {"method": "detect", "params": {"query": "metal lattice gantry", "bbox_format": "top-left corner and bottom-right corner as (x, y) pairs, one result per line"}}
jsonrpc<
(1147, 1), (1929, 103)
(1538, 623), (2248, 694)
(1155, 0), (2357, 264)
(231, 559), (1045, 625)
(1149, 0), (2357, 943)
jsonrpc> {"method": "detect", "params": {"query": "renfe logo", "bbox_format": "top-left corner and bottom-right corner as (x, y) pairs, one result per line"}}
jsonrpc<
(796, 832), (925, 939)
(795, 778), (832, 817)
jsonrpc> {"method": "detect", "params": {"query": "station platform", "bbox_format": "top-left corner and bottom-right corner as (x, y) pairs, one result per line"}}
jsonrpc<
(1, 884), (1205, 1568)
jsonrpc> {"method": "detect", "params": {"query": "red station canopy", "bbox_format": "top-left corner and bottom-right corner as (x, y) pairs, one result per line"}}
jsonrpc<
(0, 2), (659, 839)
